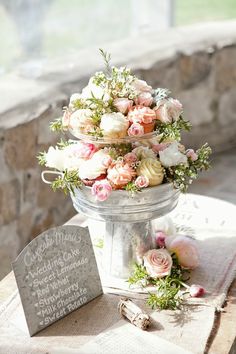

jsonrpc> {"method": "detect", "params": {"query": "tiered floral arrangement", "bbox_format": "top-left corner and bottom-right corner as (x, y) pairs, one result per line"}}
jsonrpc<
(128, 217), (205, 309)
(38, 50), (212, 309)
(38, 50), (211, 201)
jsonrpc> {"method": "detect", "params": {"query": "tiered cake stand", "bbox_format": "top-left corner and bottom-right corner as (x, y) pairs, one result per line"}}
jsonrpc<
(69, 132), (180, 289)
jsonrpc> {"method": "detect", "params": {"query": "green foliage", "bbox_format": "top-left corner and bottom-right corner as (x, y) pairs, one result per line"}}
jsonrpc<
(157, 116), (192, 142)
(51, 170), (83, 195)
(128, 256), (189, 310)
(166, 143), (212, 192)
(49, 117), (64, 132)
(124, 181), (140, 196)
(99, 48), (112, 76)
(37, 151), (47, 166)
(57, 138), (71, 149)
(128, 263), (149, 286)
(147, 279), (183, 310)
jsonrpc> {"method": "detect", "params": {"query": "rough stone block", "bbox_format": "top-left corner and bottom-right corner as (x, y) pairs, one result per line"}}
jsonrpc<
(0, 179), (20, 225)
(218, 88), (236, 126)
(178, 82), (214, 126)
(214, 46), (236, 93)
(178, 51), (211, 90)
(4, 120), (37, 170)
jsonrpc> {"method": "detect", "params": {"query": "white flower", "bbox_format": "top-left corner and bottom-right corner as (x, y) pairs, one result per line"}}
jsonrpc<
(45, 147), (65, 171)
(159, 141), (188, 167)
(63, 144), (85, 171)
(100, 112), (129, 138)
(81, 78), (110, 101)
(78, 149), (112, 180)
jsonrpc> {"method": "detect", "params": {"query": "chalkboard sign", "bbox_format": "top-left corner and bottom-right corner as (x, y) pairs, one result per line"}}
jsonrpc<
(12, 225), (103, 336)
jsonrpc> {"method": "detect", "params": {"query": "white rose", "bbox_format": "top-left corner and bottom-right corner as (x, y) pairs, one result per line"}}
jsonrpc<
(45, 147), (65, 171)
(131, 79), (152, 94)
(81, 78), (110, 101)
(78, 149), (111, 180)
(100, 112), (129, 138)
(70, 109), (94, 133)
(63, 144), (85, 171)
(159, 141), (188, 167)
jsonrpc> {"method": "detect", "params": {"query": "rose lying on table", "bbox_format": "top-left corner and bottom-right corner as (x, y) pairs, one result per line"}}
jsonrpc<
(128, 229), (205, 310)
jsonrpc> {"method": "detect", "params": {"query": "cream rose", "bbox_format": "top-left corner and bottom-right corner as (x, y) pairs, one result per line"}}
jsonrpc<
(136, 158), (164, 186)
(132, 146), (156, 160)
(100, 112), (129, 138)
(159, 141), (188, 167)
(69, 109), (94, 133)
(143, 249), (173, 278)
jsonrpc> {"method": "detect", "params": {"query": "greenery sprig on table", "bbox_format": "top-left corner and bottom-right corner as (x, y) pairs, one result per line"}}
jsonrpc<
(128, 257), (189, 310)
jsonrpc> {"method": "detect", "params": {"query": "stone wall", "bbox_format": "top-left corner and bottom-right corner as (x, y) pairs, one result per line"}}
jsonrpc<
(0, 20), (236, 279)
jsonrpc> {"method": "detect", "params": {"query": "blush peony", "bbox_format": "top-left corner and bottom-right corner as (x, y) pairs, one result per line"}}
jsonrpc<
(165, 235), (199, 269)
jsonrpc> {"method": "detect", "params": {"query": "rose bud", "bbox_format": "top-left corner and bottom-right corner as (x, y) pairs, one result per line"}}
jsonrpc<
(186, 149), (198, 162)
(155, 231), (167, 248)
(189, 284), (205, 297)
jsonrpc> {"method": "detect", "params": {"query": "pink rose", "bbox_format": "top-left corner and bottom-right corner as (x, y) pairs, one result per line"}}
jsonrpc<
(134, 175), (149, 189)
(165, 235), (199, 269)
(74, 142), (97, 159)
(128, 105), (156, 124)
(152, 143), (169, 153)
(189, 284), (205, 297)
(136, 92), (153, 107)
(128, 123), (144, 136)
(155, 231), (167, 248)
(91, 179), (112, 202)
(186, 149), (198, 162)
(113, 98), (133, 114)
(143, 249), (173, 278)
(107, 162), (136, 186)
(124, 152), (137, 164)
(131, 79), (152, 93)
(154, 98), (183, 123)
